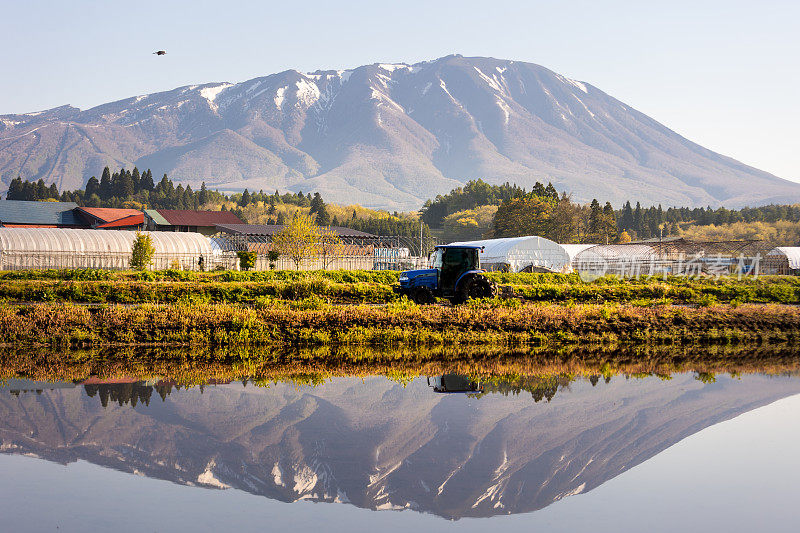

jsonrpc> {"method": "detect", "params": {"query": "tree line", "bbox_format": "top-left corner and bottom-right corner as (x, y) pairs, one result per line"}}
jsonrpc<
(424, 179), (800, 244)
(4, 169), (428, 239)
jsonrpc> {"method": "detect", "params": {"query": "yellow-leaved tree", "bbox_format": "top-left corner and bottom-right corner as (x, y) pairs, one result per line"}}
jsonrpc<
(130, 232), (155, 271)
(273, 213), (320, 269)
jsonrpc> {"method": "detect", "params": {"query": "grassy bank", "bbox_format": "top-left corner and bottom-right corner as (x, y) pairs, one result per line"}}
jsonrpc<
(0, 269), (798, 306)
(1, 300), (799, 348)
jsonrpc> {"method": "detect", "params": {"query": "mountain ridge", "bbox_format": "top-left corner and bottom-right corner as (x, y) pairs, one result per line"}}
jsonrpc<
(2, 55), (798, 209)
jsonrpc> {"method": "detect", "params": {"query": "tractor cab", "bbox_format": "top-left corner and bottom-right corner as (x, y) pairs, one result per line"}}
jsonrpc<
(427, 374), (484, 394)
(396, 245), (495, 305)
(430, 245), (481, 296)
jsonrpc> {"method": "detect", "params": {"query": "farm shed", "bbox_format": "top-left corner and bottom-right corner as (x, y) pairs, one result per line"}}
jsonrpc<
(0, 228), (230, 271)
(0, 200), (84, 228)
(449, 236), (571, 273)
(763, 247), (800, 275)
(144, 209), (244, 236)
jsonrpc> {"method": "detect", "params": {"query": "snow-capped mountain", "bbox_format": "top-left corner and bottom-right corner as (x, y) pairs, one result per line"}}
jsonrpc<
(1, 55), (798, 209)
(2, 374), (799, 519)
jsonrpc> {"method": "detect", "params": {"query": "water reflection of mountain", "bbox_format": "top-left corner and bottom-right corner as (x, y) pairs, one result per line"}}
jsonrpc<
(1, 375), (799, 519)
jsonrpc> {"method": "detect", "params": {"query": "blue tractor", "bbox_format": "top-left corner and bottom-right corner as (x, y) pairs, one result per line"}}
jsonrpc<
(395, 245), (496, 305)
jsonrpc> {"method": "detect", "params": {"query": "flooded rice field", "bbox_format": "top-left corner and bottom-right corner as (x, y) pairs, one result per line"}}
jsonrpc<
(2, 352), (800, 532)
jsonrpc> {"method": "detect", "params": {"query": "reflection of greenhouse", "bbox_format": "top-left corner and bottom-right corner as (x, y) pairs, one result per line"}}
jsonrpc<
(0, 228), (233, 271)
(450, 236), (573, 273)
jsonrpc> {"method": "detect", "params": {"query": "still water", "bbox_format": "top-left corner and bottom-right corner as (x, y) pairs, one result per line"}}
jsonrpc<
(2, 371), (800, 532)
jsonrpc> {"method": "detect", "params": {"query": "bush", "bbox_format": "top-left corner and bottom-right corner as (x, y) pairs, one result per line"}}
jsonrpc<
(237, 251), (257, 271)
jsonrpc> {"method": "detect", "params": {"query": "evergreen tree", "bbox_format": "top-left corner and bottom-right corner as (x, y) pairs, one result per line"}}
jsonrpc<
(588, 199), (602, 235)
(633, 201), (643, 237)
(99, 167), (112, 200)
(544, 182), (558, 200)
(240, 189), (251, 207)
(131, 167), (141, 192)
(140, 169), (155, 192)
(621, 201), (634, 231)
(35, 179), (47, 199)
(6, 177), (23, 200)
(117, 169), (134, 198)
(198, 182), (208, 205)
(85, 176), (100, 198)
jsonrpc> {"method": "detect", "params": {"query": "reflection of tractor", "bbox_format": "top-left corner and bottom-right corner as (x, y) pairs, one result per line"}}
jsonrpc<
(395, 245), (496, 305)
(427, 375), (484, 394)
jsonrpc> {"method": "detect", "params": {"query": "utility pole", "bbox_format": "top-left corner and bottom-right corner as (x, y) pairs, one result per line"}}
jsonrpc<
(420, 219), (423, 259)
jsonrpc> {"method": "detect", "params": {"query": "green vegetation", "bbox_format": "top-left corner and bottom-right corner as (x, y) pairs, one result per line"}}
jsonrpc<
(129, 232), (155, 271)
(422, 179), (800, 246)
(0, 299), (798, 349)
(236, 251), (257, 271)
(0, 269), (798, 306)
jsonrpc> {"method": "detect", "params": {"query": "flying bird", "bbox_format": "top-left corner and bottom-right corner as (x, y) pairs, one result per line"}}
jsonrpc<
(153, 50), (166, 56)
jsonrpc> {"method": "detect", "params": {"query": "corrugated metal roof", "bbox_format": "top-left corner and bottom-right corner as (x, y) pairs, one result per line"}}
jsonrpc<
(768, 247), (800, 270)
(77, 207), (142, 223)
(96, 214), (144, 228)
(152, 209), (243, 227)
(0, 200), (81, 226)
(144, 209), (170, 226)
(216, 223), (377, 238)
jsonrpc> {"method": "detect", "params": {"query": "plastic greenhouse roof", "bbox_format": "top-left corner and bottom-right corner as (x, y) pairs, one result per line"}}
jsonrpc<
(767, 247), (800, 270)
(449, 236), (571, 272)
(0, 228), (216, 256)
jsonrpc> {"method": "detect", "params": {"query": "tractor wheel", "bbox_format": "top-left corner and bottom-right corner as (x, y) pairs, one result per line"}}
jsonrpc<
(451, 275), (496, 305)
(411, 287), (436, 305)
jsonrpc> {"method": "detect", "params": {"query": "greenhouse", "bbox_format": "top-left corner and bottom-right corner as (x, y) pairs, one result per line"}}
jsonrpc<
(560, 244), (598, 271)
(449, 236), (572, 273)
(0, 228), (233, 271)
(573, 244), (663, 278)
(763, 247), (800, 275)
(573, 239), (768, 278)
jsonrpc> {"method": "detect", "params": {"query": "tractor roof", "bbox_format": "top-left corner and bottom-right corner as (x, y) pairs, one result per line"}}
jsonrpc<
(435, 244), (485, 250)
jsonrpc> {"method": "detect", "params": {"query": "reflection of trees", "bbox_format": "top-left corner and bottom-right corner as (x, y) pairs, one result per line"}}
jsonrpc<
(479, 375), (575, 402)
(83, 383), (173, 408)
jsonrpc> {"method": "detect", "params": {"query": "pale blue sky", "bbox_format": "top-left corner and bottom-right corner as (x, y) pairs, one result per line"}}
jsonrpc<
(1, 0), (798, 182)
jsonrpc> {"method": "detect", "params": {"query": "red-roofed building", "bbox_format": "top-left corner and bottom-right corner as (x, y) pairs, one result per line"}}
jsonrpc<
(75, 207), (145, 230)
(144, 209), (244, 236)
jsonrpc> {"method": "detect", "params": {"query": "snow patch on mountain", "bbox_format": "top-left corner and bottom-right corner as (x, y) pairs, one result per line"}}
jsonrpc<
(197, 462), (230, 489)
(274, 87), (287, 108)
(200, 83), (233, 111)
(272, 462), (285, 486)
(293, 464), (318, 493)
(295, 79), (321, 108)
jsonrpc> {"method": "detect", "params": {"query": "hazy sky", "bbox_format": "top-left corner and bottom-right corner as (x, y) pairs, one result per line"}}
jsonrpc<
(2, 0), (798, 182)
